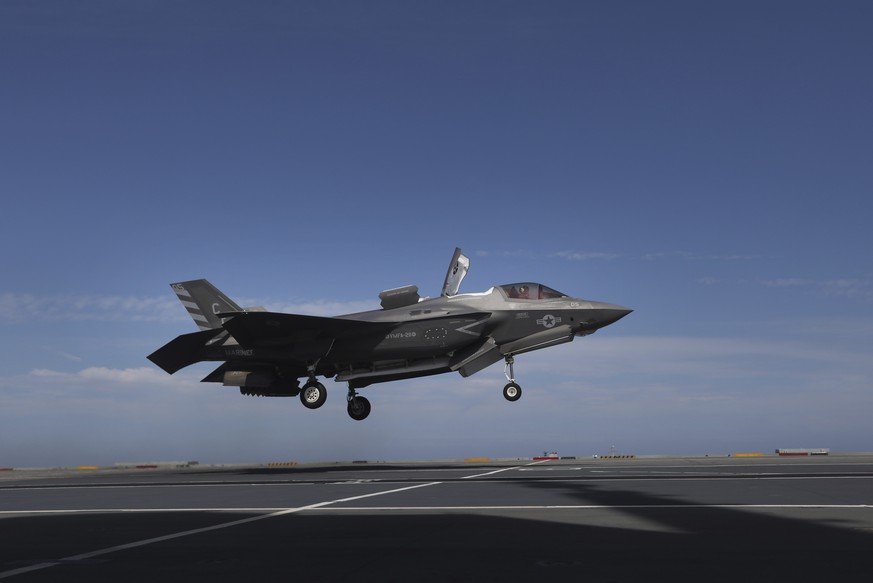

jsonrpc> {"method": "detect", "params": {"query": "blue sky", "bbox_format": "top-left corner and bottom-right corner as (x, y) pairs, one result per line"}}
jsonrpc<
(2, 1), (872, 466)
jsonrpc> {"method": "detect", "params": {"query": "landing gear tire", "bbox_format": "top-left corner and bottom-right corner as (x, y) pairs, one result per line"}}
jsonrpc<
(347, 396), (371, 421)
(503, 382), (522, 402)
(300, 381), (327, 409)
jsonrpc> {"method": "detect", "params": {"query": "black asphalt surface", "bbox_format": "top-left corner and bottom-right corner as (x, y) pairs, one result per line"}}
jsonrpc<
(2, 456), (873, 582)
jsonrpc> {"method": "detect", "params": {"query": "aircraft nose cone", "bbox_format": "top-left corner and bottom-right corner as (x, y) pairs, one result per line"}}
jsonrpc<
(590, 302), (633, 327)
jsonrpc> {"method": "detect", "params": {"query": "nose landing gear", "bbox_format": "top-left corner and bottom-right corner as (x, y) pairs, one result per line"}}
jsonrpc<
(502, 355), (522, 402)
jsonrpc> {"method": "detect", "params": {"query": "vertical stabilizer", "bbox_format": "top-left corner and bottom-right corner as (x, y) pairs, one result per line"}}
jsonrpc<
(171, 279), (242, 330)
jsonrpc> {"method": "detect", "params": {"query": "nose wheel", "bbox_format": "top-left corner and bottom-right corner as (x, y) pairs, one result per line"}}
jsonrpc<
(347, 386), (371, 421)
(503, 356), (522, 402)
(503, 382), (522, 401)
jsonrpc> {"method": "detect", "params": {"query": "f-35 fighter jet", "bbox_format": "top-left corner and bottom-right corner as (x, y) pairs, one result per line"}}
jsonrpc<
(148, 249), (631, 420)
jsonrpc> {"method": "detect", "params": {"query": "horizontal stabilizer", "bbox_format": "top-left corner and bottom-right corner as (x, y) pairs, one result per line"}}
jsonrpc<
(147, 329), (223, 374)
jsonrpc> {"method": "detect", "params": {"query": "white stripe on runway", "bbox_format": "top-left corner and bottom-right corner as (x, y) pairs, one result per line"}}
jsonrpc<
(461, 459), (549, 479)
(0, 481), (442, 580)
(3, 503), (869, 518)
(307, 504), (873, 511)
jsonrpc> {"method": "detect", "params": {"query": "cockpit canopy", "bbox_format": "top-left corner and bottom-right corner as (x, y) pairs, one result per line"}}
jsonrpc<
(498, 283), (568, 300)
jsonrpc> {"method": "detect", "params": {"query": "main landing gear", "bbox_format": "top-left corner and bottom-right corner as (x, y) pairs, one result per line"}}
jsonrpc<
(300, 379), (327, 409)
(503, 355), (522, 402)
(347, 386), (371, 421)
(297, 372), (371, 421)
(300, 363), (327, 410)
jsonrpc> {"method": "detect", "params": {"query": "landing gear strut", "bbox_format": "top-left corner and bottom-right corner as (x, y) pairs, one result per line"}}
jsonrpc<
(347, 386), (371, 421)
(503, 356), (522, 402)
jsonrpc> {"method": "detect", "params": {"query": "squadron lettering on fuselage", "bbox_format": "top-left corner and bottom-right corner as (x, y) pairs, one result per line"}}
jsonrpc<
(385, 331), (417, 340)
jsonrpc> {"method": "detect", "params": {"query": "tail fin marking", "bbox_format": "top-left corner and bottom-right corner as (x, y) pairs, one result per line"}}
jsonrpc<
(171, 280), (243, 330)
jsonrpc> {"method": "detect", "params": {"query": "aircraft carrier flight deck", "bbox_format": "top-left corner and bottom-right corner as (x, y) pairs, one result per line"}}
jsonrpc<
(2, 454), (873, 582)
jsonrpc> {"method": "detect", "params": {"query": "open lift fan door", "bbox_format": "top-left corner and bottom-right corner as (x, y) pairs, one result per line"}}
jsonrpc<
(441, 248), (469, 297)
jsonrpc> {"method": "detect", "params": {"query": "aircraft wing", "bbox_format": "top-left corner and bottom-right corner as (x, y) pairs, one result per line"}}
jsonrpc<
(220, 311), (395, 348)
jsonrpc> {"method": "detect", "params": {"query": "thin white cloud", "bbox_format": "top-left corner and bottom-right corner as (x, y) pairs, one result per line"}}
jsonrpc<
(710, 254), (766, 261)
(3, 331), (872, 466)
(26, 366), (194, 387)
(642, 251), (694, 261)
(759, 278), (814, 288)
(759, 277), (872, 299)
(643, 251), (765, 261)
(555, 251), (622, 261)
(260, 299), (380, 317)
(685, 275), (871, 299)
(0, 292), (184, 323)
(0, 292), (381, 322)
(44, 347), (83, 362)
(474, 249), (536, 259)
(820, 278), (873, 299)
(478, 249), (765, 263)
(476, 249), (621, 261)
(518, 335), (872, 387)
(697, 277), (720, 285)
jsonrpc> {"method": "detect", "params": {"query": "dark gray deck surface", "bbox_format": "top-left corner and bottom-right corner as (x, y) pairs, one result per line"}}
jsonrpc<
(2, 456), (873, 581)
